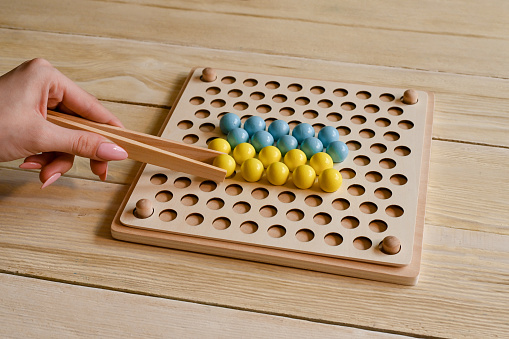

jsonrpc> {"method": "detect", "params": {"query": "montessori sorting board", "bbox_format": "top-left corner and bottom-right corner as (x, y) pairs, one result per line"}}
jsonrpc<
(112, 67), (433, 285)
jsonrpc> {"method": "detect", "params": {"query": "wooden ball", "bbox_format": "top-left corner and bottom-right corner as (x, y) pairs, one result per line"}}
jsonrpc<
(134, 198), (153, 219)
(201, 67), (217, 82)
(381, 236), (401, 255)
(402, 89), (418, 105)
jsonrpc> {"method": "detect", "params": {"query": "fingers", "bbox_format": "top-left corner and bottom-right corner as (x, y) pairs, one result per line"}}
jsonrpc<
(90, 159), (108, 181)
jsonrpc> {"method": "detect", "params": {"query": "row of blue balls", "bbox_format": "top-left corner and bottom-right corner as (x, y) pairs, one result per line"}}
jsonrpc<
(219, 113), (348, 162)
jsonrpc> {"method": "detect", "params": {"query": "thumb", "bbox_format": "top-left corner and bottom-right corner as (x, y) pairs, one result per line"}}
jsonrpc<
(40, 123), (128, 161)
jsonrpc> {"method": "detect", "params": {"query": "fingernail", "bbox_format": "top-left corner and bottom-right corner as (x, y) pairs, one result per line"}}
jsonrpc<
(99, 164), (108, 181)
(19, 162), (42, 170)
(96, 143), (128, 161)
(41, 173), (61, 189)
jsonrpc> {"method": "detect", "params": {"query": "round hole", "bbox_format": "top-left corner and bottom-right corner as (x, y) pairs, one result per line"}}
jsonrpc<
(234, 102), (249, 111)
(260, 205), (277, 218)
(195, 109), (210, 119)
(339, 168), (356, 179)
(252, 188), (269, 200)
(178, 120), (193, 130)
(233, 202), (251, 214)
(266, 81), (280, 89)
(213, 217), (230, 230)
(244, 79), (258, 87)
(210, 99), (226, 108)
(257, 104), (272, 113)
(374, 187), (392, 199)
(386, 205), (404, 217)
(159, 209), (177, 222)
(388, 107), (403, 116)
(318, 99), (333, 108)
(279, 107), (295, 116)
(303, 110), (318, 119)
(360, 202), (378, 214)
(295, 97), (310, 105)
(398, 120), (414, 130)
(183, 134), (199, 144)
(365, 171), (383, 182)
(278, 191), (296, 203)
(207, 198), (225, 210)
(150, 173), (167, 185)
(375, 118), (391, 127)
(250, 91), (264, 100)
(356, 91), (371, 99)
(353, 237), (372, 250)
(364, 104), (379, 113)
(272, 94), (287, 103)
(226, 184), (243, 196)
(369, 220), (388, 233)
(348, 184), (365, 196)
(181, 194), (199, 206)
(288, 83), (303, 92)
(199, 123), (215, 133)
(324, 233), (343, 246)
(287, 209), (304, 221)
(332, 198), (350, 210)
(296, 229), (314, 242)
(395, 146), (411, 156)
(221, 76), (236, 84)
(341, 216), (359, 229)
(200, 180), (217, 192)
(384, 131), (400, 141)
(311, 86), (325, 94)
(346, 140), (361, 151)
(228, 89), (243, 98)
(206, 87), (221, 95)
(268, 225), (286, 238)
(305, 195), (323, 207)
(380, 93), (395, 102)
(334, 88), (348, 97)
(327, 112), (342, 122)
(351, 115), (366, 124)
(354, 155), (370, 166)
(240, 221), (258, 234)
(314, 212), (331, 225)
(186, 213), (204, 226)
(337, 126), (351, 136)
(379, 158), (396, 169)
(390, 174), (408, 185)
(359, 129), (375, 138)
(370, 143), (387, 154)
(174, 177), (191, 188)
(190, 96), (204, 105)
(312, 123), (325, 134)
(155, 190), (173, 202)
(341, 102), (356, 111)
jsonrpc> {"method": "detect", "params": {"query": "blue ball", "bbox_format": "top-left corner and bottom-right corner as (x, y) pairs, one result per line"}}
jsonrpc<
(220, 113), (241, 134)
(318, 126), (340, 148)
(300, 137), (323, 159)
(276, 135), (298, 156)
(267, 120), (290, 141)
(243, 116), (266, 137)
(250, 131), (274, 153)
(292, 123), (315, 144)
(227, 128), (249, 150)
(326, 140), (349, 163)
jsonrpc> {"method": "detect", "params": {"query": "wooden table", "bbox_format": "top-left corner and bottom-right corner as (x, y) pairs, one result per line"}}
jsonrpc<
(1, 1), (508, 337)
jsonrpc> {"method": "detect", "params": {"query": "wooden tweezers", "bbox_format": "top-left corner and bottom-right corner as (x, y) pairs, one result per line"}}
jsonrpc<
(46, 110), (227, 182)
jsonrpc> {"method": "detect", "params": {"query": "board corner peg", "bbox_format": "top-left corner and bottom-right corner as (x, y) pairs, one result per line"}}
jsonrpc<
(201, 67), (217, 82)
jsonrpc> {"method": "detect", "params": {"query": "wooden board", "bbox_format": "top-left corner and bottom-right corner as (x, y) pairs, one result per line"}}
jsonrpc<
(112, 67), (434, 285)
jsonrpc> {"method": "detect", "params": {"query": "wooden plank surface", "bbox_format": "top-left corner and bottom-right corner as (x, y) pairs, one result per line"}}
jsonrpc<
(0, 273), (408, 339)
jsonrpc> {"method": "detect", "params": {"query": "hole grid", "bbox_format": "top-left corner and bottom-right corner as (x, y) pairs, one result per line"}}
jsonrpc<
(123, 69), (428, 266)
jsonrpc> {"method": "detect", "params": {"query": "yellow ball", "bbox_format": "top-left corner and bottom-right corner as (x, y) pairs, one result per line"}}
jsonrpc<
(284, 149), (307, 172)
(212, 154), (236, 177)
(266, 162), (290, 186)
(233, 142), (256, 165)
(258, 146), (282, 168)
(318, 168), (343, 192)
(241, 158), (264, 182)
(208, 138), (231, 154)
(292, 165), (316, 189)
(309, 152), (334, 175)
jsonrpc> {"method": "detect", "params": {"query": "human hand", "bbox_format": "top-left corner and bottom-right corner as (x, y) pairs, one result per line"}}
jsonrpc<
(0, 58), (128, 188)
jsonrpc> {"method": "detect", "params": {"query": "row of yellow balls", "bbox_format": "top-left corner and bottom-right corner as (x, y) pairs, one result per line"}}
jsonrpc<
(209, 138), (342, 192)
